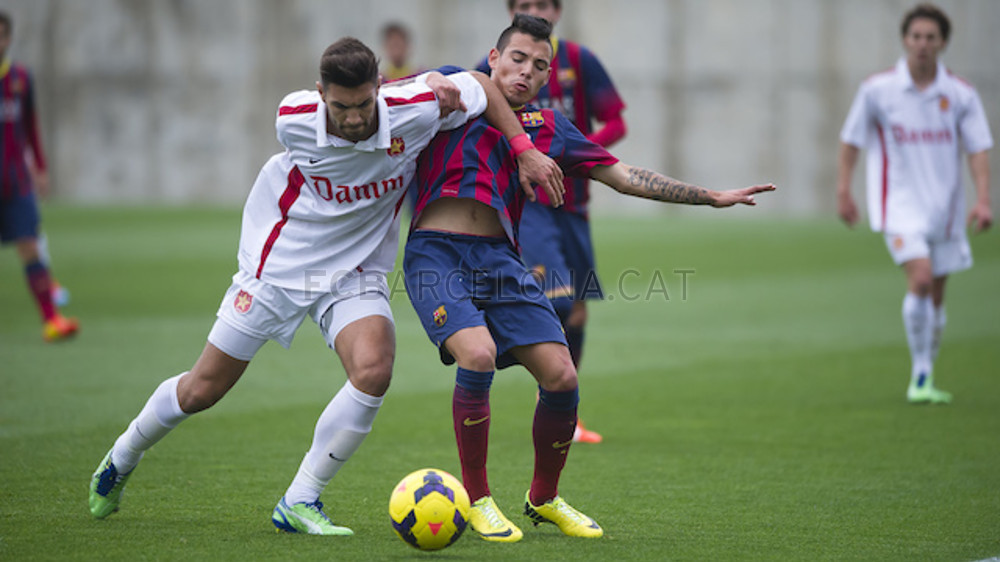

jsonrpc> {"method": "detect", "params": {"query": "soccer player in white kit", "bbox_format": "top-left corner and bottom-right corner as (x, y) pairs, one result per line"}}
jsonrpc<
(837, 3), (993, 404)
(87, 37), (565, 534)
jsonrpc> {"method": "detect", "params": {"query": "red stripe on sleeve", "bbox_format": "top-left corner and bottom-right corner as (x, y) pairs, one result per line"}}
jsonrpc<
(256, 166), (305, 279)
(876, 124), (889, 231)
(279, 104), (317, 115)
(385, 92), (436, 106)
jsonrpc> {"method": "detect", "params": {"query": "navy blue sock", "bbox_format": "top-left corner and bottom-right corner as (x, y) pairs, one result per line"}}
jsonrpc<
(455, 367), (493, 393)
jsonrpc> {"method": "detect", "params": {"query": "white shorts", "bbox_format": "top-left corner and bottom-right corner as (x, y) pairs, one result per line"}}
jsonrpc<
(208, 268), (394, 361)
(883, 232), (973, 277)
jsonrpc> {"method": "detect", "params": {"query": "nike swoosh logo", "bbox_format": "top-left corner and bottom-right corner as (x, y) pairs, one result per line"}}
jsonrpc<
(309, 157), (327, 164)
(329, 453), (346, 462)
(552, 440), (573, 449)
(463, 416), (489, 427)
(479, 529), (513, 537)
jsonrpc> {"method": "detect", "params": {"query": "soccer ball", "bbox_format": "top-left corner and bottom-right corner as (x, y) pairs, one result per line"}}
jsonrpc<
(388, 468), (470, 550)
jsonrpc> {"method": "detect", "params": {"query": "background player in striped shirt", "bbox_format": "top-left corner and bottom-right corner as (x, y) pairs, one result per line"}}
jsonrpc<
(478, 0), (628, 444)
(87, 36), (564, 535)
(0, 10), (78, 341)
(837, 3), (993, 404)
(407, 14), (774, 542)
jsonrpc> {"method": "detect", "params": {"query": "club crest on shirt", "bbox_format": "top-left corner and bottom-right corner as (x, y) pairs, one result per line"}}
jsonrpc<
(234, 290), (253, 314)
(939, 95), (949, 112)
(433, 305), (447, 327)
(892, 236), (905, 251)
(520, 111), (545, 128)
(557, 67), (576, 88)
(388, 137), (405, 156)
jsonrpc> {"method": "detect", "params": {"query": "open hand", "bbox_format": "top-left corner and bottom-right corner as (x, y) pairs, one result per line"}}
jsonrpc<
(712, 183), (776, 207)
(516, 149), (564, 206)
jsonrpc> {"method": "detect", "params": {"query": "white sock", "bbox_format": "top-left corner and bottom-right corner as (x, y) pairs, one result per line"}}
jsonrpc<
(902, 293), (933, 382)
(283, 381), (383, 505)
(931, 306), (946, 362)
(111, 373), (190, 473)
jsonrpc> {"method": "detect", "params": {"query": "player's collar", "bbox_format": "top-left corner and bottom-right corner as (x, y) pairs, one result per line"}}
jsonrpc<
(0, 57), (11, 80)
(550, 35), (559, 57)
(897, 56), (945, 94)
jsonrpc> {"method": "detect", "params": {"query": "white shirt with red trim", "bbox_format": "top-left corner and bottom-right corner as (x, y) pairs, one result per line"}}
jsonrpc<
(237, 72), (487, 291)
(840, 58), (993, 237)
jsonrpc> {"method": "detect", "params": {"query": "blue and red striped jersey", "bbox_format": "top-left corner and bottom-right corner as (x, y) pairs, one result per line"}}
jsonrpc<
(412, 105), (618, 247)
(0, 61), (46, 199)
(476, 37), (625, 216)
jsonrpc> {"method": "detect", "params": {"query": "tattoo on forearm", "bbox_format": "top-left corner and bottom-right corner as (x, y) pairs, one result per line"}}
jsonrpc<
(627, 167), (712, 204)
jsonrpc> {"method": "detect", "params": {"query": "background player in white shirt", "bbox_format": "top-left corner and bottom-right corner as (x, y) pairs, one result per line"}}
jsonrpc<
(837, 3), (993, 404)
(88, 37), (565, 534)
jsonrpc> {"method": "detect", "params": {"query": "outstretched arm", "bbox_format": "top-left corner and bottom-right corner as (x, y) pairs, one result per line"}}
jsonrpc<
(590, 162), (775, 207)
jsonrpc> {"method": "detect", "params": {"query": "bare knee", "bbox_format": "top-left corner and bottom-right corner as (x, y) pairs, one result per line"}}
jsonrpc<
(346, 351), (394, 397)
(454, 345), (497, 373)
(908, 272), (933, 296)
(176, 344), (248, 413)
(176, 371), (228, 413)
(538, 353), (578, 392)
(445, 329), (497, 373)
(15, 238), (40, 264)
(566, 301), (587, 329)
(904, 260), (934, 297)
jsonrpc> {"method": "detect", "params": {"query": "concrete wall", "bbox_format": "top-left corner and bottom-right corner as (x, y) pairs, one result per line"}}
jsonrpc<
(6, 0), (999, 215)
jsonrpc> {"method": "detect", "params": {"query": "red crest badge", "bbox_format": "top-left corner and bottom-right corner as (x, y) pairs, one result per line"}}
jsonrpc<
(234, 290), (253, 314)
(520, 111), (545, 128)
(433, 305), (447, 327)
(388, 137), (405, 156)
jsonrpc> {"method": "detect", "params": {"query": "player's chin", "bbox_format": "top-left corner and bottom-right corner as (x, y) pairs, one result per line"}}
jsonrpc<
(507, 91), (532, 107)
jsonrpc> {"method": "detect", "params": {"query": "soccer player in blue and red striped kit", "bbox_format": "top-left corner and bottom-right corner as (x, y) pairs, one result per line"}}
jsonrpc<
(407, 14), (775, 542)
(0, 10), (78, 342)
(478, 0), (628, 444)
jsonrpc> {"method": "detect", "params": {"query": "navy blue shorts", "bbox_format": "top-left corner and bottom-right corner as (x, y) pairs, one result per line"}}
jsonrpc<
(0, 191), (40, 244)
(404, 230), (567, 369)
(519, 200), (603, 301)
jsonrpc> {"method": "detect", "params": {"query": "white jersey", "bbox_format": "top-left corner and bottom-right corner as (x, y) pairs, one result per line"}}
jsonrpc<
(238, 72), (487, 290)
(840, 58), (993, 237)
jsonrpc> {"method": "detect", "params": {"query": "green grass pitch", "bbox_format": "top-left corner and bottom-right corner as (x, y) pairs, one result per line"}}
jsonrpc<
(1, 205), (998, 561)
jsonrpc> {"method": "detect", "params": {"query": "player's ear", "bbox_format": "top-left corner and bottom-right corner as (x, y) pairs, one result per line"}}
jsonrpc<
(316, 81), (324, 99)
(487, 48), (500, 71)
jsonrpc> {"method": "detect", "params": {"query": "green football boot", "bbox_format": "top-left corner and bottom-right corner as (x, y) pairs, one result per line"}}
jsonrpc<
(89, 448), (134, 518)
(907, 373), (952, 404)
(272, 497), (354, 535)
(524, 491), (603, 538)
(468, 496), (523, 542)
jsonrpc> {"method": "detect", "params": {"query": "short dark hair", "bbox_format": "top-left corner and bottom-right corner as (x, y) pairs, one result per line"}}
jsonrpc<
(496, 13), (553, 54)
(319, 37), (380, 88)
(901, 3), (951, 42)
(506, 0), (561, 11)
(382, 22), (409, 42)
(0, 11), (11, 38)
